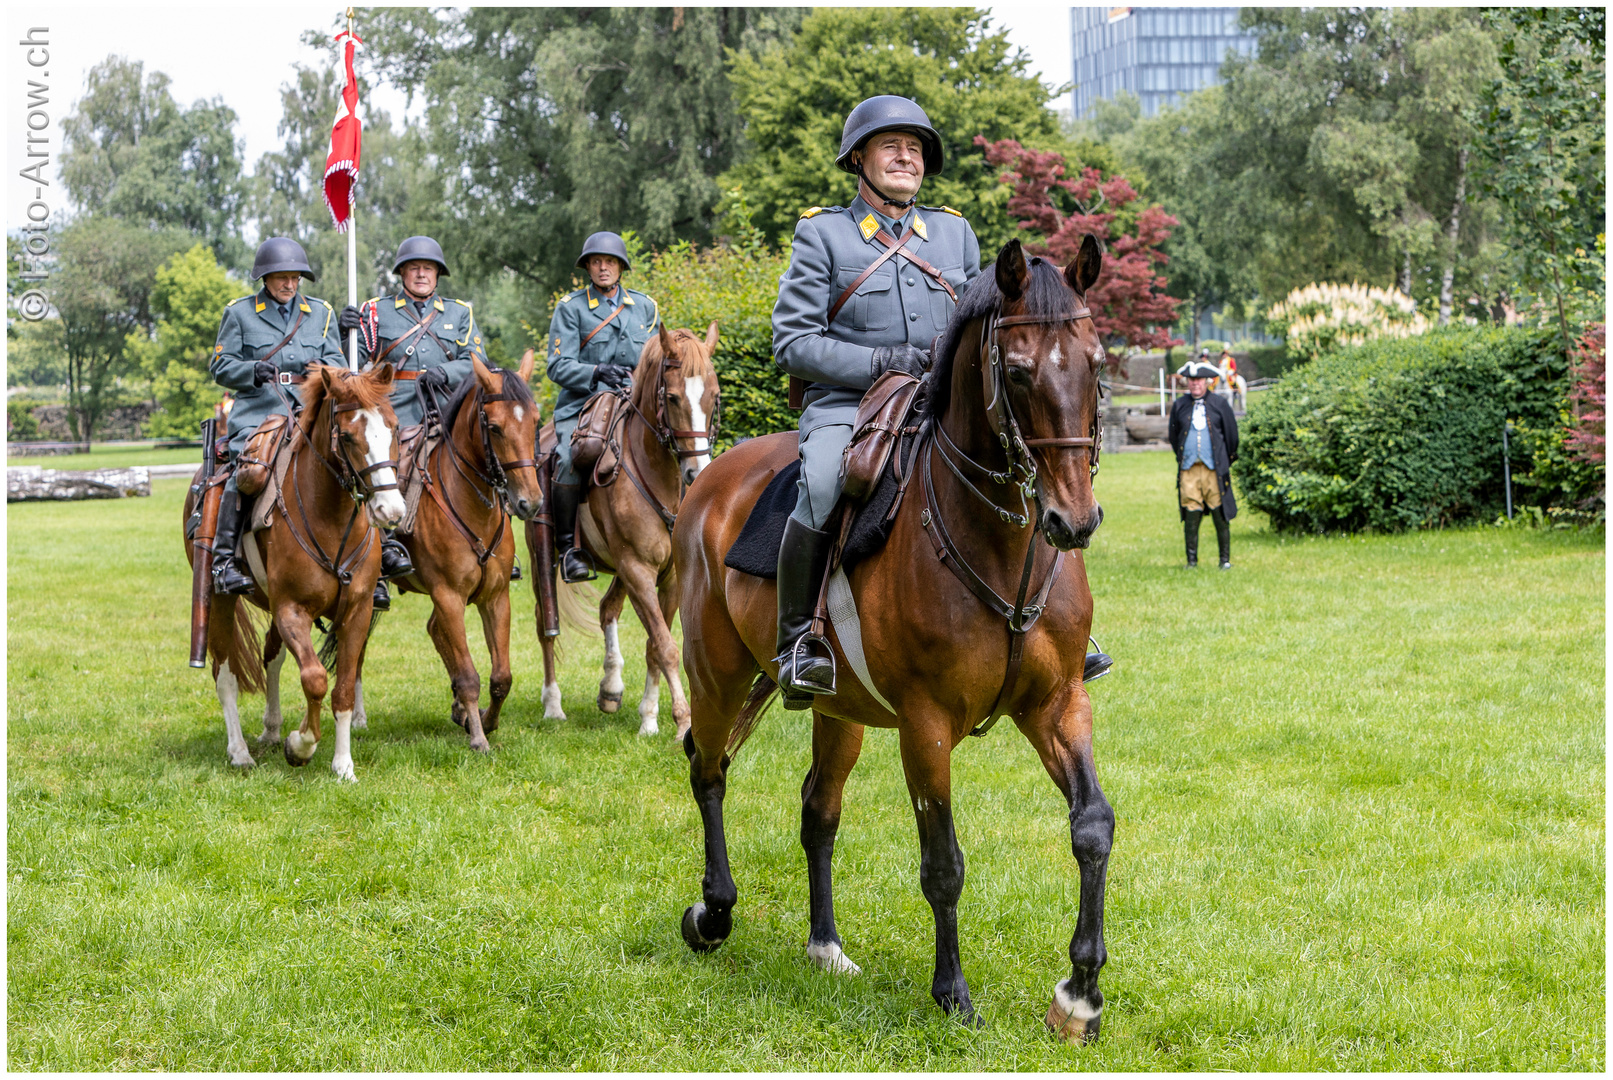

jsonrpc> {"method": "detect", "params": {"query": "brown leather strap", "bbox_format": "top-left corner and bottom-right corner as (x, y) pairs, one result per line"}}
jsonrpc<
(873, 229), (957, 302)
(257, 305), (307, 369)
(581, 298), (626, 348)
(377, 303), (440, 365)
(393, 370), (419, 380)
(826, 225), (917, 328)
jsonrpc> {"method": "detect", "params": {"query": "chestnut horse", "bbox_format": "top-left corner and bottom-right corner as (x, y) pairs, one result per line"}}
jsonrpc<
(673, 238), (1114, 1042)
(526, 323), (720, 739)
(394, 353), (543, 752)
(183, 364), (405, 780)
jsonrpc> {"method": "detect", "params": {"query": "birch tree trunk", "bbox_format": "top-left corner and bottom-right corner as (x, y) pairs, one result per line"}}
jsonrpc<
(1438, 146), (1469, 326)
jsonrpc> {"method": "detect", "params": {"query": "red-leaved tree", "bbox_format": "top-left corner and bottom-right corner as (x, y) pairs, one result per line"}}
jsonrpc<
(976, 137), (1182, 370)
(1566, 323), (1605, 465)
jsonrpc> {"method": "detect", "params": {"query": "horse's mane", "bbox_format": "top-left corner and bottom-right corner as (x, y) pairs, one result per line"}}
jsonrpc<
(297, 364), (398, 431)
(439, 361), (536, 434)
(637, 327), (714, 381)
(922, 256), (1080, 422)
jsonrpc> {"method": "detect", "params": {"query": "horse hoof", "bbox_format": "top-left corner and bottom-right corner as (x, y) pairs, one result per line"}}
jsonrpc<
(481, 708), (498, 734)
(283, 733), (317, 767)
(350, 715), (367, 732)
(227, 750), (257, 769)
(255, 732), (282, 749)
(637, 717), (659, 737)
(469, 737), (490, 753)
(681, 902), (728, 953)
(542, 684), (567, 721)
(331, 759), (356, 783)
(597, 689), (623, 713)
(1044, 981), (1102, 1044)
(806, 940), (861, 975)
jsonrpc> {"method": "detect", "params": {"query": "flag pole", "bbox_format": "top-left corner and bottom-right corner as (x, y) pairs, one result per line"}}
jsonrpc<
(345, 6), (359, 372)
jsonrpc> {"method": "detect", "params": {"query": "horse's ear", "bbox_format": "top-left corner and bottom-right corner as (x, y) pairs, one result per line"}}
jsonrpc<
(996, 239), (1030, 301)
(471, 352), (499, 392)
(517, 347), (536, 384)
(658, 321), (677, 360)
(318, 365), (334, 390)
(372, 362), (395, 391)
(1066, 233), (1103, 296)
(704, 320), (719, 353)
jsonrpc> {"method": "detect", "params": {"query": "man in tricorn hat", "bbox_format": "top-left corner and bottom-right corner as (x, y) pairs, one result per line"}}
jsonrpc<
(338, 235), (491, 607)
(769, 95), (981, 705)
(543, 230), (661, 583)
(208, 237), (346, 596)
(1169, 357), (1239, 569)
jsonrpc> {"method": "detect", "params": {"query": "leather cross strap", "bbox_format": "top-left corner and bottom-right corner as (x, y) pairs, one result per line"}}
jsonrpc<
(257, 305), (307, 369)
(377, 302), (453, 367)
(826, 225), (917, 327)
(581, 299), (626, 347)
(873, 228), (957, 303)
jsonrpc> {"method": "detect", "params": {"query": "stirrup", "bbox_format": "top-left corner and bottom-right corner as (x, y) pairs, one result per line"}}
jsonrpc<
(212, 558), (255, 596)
(779, 633), (836, 697)
(1083, 650), (1114, 684)
(560, 547), (597, 583)
(372, 580), (391, 611)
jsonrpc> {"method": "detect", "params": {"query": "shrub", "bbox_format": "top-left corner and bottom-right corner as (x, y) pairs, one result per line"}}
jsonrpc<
(1244, 344), (1301, 380)
(1235, 325), (1568, 532)
(7, 399), (41, 441)
(1265, 282), (1432, 364)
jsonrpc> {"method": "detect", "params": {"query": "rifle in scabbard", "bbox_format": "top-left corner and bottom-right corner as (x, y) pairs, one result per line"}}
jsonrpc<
(188, 414), (225, 668)
(529, 457), (560, 637)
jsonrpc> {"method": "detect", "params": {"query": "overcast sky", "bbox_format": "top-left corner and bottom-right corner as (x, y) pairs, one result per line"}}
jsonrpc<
(7, 4), (1074, 225)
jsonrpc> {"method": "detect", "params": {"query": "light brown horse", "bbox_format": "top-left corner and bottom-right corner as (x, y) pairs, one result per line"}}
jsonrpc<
(528, 323), (720, 739)
(672, 239), (1115, 1042)
(183, 363), (405, 780)
(393, 353), (543, 752)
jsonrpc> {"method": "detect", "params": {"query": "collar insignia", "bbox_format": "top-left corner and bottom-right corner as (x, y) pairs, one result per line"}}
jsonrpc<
(912, 214), (928, 241)
(299, 302), (311, 314)
(255, 301), (266, 312)
(859, 214), (879, 241)
(395, 296), (407, 308)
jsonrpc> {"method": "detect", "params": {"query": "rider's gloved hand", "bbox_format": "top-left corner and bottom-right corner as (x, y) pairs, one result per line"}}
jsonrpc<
(252, 361), (279, 387)
(591, 363), (634, 391)
(337, 305), (364, 333)
(870, 343), (930, 381)
(419, 367), (450, 392)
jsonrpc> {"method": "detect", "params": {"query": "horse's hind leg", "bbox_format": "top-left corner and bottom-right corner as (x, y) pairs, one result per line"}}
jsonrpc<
(898, 714), (978, 1022)
(326, 598), (372, 782)
(802, 712), (865, 974)
(277, 605), (326, 767)
(474, 590), (513, 735)
(210, 597), (255, 768)
(1017, 685), (1113, 1044)
(597, 576), (628, 714)
(540, 632), (566, 721)
(653, 571), (692, 740)
(258, 625), (285, 747)
(619, 559), (678, 737)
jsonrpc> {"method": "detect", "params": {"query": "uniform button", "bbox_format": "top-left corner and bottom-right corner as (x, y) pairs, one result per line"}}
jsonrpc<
(907, 278), (916, 286)
(909, 312), (919, 322)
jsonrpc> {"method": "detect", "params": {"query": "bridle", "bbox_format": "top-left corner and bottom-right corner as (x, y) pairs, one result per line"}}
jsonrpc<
(626, 342), (721, 461)
(423, 369), (540, 567)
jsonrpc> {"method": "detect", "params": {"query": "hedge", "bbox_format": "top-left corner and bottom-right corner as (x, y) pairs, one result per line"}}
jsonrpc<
(1235, 325), (1569, 532)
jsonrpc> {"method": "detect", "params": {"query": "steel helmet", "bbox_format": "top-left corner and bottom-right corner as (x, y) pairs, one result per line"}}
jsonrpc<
(575, 231), (632, 272)
(392, 235), (450, 276)
(251, 237), (315, 281)
(835, 95), (944, 176)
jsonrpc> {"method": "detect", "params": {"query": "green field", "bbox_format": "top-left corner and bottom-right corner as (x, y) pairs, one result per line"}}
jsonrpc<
(5, 444), (204, 471)
(7, 451), (1604, 1069)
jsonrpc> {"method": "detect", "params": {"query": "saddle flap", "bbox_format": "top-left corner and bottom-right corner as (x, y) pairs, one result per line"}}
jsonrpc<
(235, 413), (291, 496)
(840, 371), (923, 504)
(538, 419), (558, 459)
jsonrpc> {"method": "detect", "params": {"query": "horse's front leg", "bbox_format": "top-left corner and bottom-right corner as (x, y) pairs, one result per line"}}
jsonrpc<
(425, 586), (487, 752)
(539, 632), (566, 720)
(327, 590), (374, 782)
(802, 711), (865, 974)
(619, 559), (678, 737)
(475, 587), (513, 734)
(898, 714), (977, 1022)
(276, 603), (326, 767)
(1017, 683), (1113, 1044)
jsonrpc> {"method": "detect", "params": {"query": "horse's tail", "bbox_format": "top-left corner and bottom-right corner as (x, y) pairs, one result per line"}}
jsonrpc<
(725, 671), (779, 759)
(556, 579), (601, 636)
(218, 598), (267, 696)
(317, 607), (382, 672)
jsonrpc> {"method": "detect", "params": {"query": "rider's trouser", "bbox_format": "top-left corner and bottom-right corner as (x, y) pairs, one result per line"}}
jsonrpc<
(790, 423), (855, 530)
(552, 414), (581, 486)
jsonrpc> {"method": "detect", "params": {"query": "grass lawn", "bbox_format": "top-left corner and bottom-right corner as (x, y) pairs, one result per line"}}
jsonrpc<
(5, 444), (204, 470)
(7, 451), (1603, 1069)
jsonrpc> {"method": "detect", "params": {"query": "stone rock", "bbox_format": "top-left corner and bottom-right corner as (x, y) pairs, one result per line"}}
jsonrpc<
(7, 466), (151, 502)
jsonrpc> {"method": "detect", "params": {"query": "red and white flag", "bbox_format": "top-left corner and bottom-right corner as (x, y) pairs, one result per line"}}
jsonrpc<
(322, 29), (363, 232)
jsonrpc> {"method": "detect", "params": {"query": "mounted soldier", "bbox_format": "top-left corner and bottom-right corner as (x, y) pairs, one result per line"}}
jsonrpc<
(338, 235), (491, 608)
(771, 96), (1114, 704)
(208, 237), (345, 597)
(543, 230), (662, 583)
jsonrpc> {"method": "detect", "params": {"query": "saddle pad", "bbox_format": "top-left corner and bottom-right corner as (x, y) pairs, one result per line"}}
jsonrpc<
(722, 441), (911, 580)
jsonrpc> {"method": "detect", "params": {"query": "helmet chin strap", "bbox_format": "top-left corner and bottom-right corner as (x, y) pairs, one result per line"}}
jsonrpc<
(856, 162), (917, 211)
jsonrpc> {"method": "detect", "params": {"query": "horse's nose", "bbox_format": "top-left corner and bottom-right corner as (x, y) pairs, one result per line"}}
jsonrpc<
(510, 494), (539, 521)
(1043, 504), (1103, 550)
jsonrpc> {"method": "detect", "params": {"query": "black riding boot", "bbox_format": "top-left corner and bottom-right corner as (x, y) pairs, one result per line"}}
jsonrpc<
(774, 516), (835, 708)
(212, 488), (256, 595)
(372, 579), (391, 611)
(380, 534), (413, 578)
(552, 482), (596, 583)
(1183, 510), (1202, 568)
(1212, 506), (1231, 570)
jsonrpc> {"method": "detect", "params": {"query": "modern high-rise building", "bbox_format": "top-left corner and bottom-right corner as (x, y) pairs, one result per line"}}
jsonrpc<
(1070, 7), (1258, 119)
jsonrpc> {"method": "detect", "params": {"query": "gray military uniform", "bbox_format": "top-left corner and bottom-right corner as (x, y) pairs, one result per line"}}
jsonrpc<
(211, 289), (345, 454)
(357, 292), (488, 430)
(544, 283), (660, 484)
(773, 195), (981, 528)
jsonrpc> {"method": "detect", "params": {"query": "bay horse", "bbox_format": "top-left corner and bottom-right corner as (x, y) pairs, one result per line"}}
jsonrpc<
(673, 238), (1114, 1042)
(526, 323), (720, 739)
(183, 363), (405, 780)
(393, 353), (543, 752)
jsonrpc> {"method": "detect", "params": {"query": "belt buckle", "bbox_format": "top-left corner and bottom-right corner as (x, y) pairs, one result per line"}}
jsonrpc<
(277, 372), (294, 386)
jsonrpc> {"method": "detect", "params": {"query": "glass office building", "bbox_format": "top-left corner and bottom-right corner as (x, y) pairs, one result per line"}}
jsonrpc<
(1071, 7), (1257, 119)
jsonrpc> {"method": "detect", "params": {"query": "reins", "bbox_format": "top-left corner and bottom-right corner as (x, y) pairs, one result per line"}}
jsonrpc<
(421, 370), (539, 573)
(919, 299), (1102, 737)
(605, 340), (721, 533)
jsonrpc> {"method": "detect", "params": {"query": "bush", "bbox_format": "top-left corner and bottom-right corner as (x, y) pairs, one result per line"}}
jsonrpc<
(629, 204), (793, 449)
(1244, 344), (1302, 380)
(7, 399), (41, 441)
(1235, 325), (1568, 532)
(1265, 282), (1432, 364)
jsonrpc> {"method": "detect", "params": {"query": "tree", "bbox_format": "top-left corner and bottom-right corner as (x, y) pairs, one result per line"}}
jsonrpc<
(978, 138), (1181, 367)
(1470, 7), (1605, 356)
(60, 56), (247, 267)
(720, 7), (1062, 253)
(51, 217), (192, 440)
(125, 244), (237, 438)
(361, 7), (803, 302)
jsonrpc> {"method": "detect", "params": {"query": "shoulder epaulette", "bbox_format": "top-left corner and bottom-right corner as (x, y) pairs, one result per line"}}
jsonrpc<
(800, 205), (844, 219)
(560, 290), (578, 304)
(366, 295), (383, 305)
(452, 298), (472, 309)
(926, 205), (964, 217)
(226, 295), (252, 308)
